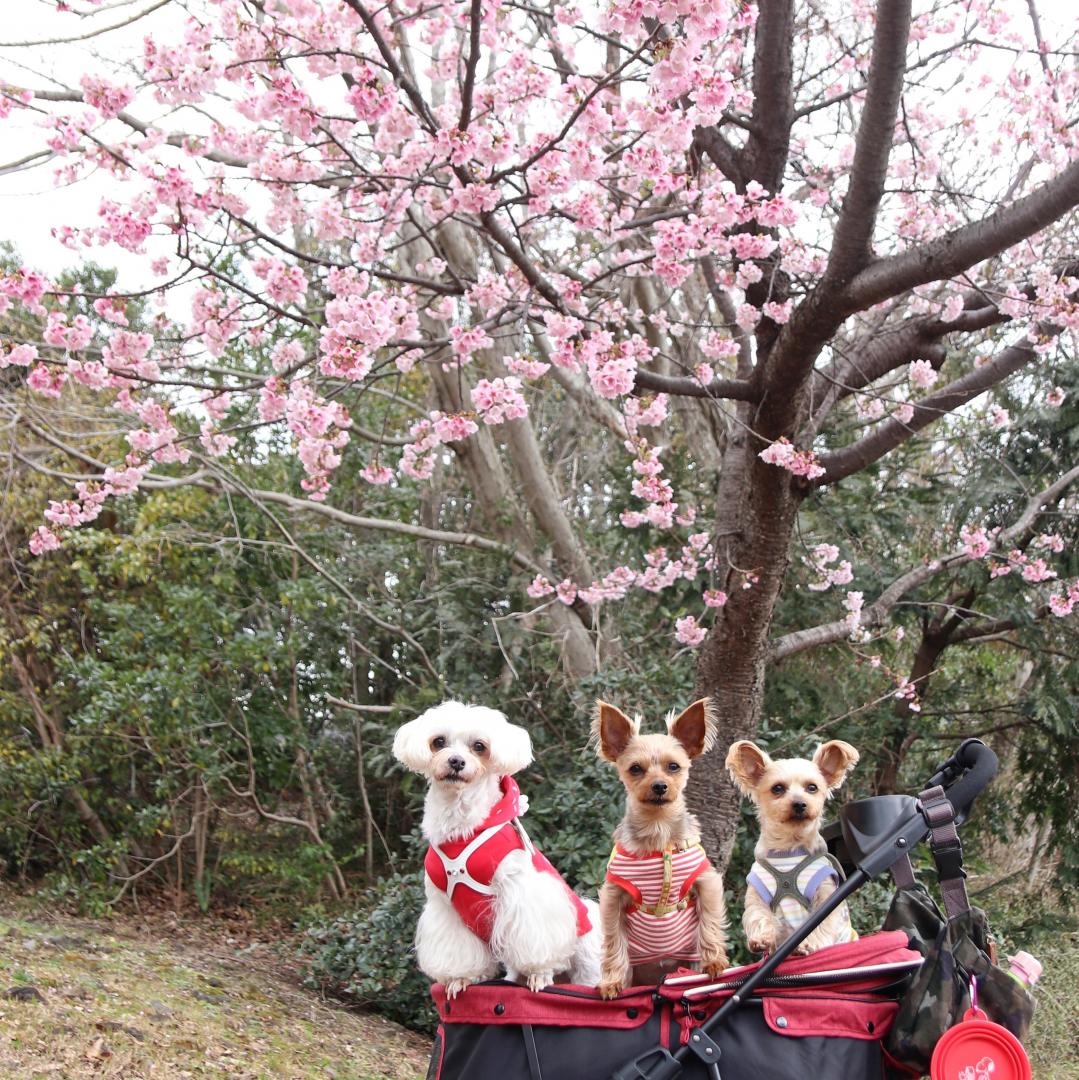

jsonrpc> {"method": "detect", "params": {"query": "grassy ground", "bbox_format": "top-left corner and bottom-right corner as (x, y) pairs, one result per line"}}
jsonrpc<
(0, 906), (431, 1080)
(1024, 928), (1079, 1079)
(2, 897), (1072, 1079)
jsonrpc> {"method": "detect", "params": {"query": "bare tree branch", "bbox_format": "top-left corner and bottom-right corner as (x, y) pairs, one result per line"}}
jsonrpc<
(815, 331), (1040, 484)
(825, 0), (913, 283)
(742, 0), (795, 192)
(842, 156), (1079, 310)
(633, 368), (759, 401)
(458, 0), (483, 131)
(0, 0), (168, 46)
(771, 465), (1079, 661)
(770, 555), (965, 661)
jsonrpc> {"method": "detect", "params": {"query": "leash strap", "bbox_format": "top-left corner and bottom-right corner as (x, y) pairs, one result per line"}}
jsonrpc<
(918, 783), (970, 919)
(889, 852), (917, 889)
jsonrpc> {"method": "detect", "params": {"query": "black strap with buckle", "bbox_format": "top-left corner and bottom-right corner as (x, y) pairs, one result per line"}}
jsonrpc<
(918, 784), (970, 919)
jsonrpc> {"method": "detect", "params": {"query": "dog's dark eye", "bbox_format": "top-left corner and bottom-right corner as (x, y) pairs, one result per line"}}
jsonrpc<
(806, 783), (818, 793)
(629, 764), (644, 776)
(472, 741), (486, 754)
(667, 762), (681, 772)
(431, 736), (446, 750)
(771, 783), (786, 796)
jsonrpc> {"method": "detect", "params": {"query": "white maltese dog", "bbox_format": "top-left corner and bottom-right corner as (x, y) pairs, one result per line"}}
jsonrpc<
(393, 701), (601, 997)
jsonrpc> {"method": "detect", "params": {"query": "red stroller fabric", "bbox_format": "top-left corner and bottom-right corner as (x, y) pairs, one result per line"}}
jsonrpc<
(429, 931), (922, 1080)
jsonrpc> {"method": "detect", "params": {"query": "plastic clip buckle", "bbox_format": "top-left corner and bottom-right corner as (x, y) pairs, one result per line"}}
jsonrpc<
(932, 836), (967, 882)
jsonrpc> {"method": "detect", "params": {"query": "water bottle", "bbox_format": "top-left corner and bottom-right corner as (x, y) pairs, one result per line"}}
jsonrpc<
(1005, 951), (1042, 990)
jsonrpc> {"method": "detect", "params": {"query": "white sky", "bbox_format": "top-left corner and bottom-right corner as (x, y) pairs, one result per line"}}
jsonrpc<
(0, 1), (186, 281)
(0, 0), (1076, 286)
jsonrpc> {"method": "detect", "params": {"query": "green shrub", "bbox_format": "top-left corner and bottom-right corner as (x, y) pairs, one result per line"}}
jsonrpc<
(301, 872), (435, 1033)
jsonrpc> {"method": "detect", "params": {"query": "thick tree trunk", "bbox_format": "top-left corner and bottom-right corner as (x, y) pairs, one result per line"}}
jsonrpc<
(686, 419), (805, 866)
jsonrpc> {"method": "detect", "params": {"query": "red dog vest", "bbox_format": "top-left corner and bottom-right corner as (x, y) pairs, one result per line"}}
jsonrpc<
(424, 776), (592, 943)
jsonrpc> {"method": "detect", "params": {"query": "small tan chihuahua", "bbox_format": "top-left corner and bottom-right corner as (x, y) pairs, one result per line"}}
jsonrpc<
(726, 739), (860, 956)
(593, 699), (729, 998)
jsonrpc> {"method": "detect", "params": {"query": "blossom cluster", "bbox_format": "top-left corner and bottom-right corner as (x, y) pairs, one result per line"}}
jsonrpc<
(806, 543), (854, 592)
(758, 437), (826, 480)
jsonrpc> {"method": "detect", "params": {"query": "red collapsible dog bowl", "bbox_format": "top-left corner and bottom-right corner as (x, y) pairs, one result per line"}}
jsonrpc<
(930, 1007), (1032, 1080)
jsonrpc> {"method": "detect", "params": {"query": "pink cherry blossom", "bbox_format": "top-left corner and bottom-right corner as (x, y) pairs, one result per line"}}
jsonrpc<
(361, 462), (394, 485)
(843, 591), (865, 636)
(199, 425), (238, 457)
(675, 615), (707, 647)
(80, 74), (135, 118)
(1036, 533), (1064, 554)
(960, 525), (991, 559)
(894, 678), (920, 712)
(0, 344), (37, 368)
(526, 575), (555, 598)
(759, 437), (825, 480)
(471, 378), (528, 424)
(27, 364), (68, 398)
(909, 359), (939, 389)
(29, 525), (62, 555)
(1020, 558), (1057, 583)
(505, 354), (550, 380)
(1048, 581), (1079, 617)
(555, 579), (578, 605)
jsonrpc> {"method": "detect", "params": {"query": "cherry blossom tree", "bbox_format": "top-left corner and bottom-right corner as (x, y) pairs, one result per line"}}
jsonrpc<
(1, 0), (1077, 862)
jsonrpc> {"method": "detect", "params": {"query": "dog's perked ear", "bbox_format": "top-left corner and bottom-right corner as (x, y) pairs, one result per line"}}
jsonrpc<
(486, 716), (534, 776)
(591, 701), (639, 762)
(813, 740), (860, 791)
(725, 740), (772, 795)
(667, 698), (718, 759)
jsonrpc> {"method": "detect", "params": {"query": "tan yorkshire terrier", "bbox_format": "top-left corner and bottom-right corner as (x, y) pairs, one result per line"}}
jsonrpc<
(593, 699), (729, 999)
(726, 739), (860, 957)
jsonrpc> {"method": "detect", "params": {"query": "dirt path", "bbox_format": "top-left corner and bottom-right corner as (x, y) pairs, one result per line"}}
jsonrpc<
(0, 907), (432, 1079)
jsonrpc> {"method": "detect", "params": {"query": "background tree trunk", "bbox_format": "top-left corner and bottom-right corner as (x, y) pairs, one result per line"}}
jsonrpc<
(687, 432), (806, 864)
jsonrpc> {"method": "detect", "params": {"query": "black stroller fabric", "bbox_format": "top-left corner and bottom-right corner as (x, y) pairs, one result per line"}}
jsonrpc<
(432, 1002), (889, 1080)
(427, 932), (921, 1080)
(882, 884), (1034, 1076)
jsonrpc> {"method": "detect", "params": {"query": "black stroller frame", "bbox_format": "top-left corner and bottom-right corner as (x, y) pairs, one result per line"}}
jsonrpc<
(608, 738), (1000, 1080)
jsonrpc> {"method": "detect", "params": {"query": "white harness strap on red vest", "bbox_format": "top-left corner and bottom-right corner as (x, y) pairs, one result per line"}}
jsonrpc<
(428, 818), (538, 901)
(429, 822), (505, 900)
(424, 777), (592, 943)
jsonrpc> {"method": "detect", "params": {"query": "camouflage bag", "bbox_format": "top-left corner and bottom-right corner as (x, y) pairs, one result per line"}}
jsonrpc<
(880, 786), (1034, 1077)
(882, 884), (1033, 1075)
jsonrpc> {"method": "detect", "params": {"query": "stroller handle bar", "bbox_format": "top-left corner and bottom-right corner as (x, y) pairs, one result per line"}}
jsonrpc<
(927, 738), (998, 824)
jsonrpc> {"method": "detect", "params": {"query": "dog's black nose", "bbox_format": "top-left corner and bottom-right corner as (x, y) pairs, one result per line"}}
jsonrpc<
(448, 755), (466, 772)
(651, 782), (668, 796)
(791, 800), (807, 815)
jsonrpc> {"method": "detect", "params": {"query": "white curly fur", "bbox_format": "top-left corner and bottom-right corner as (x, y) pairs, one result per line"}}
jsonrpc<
(394, 701), (600, 996)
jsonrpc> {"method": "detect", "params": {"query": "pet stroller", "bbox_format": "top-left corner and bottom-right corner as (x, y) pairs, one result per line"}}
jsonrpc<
(425, 740), (1024, 1080)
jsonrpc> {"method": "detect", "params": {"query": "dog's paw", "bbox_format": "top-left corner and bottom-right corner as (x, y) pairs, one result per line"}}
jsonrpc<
(525, 970), (554, 993)
(702, 953), (729, 978)
(596, 976), (630, 997)
(443, 977), (474, 999)
(598, 970), (629, 999)
(748, 936), (775, 955)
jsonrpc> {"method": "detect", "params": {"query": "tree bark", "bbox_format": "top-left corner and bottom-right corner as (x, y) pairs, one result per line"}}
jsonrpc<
(687, 419), (805, 862)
